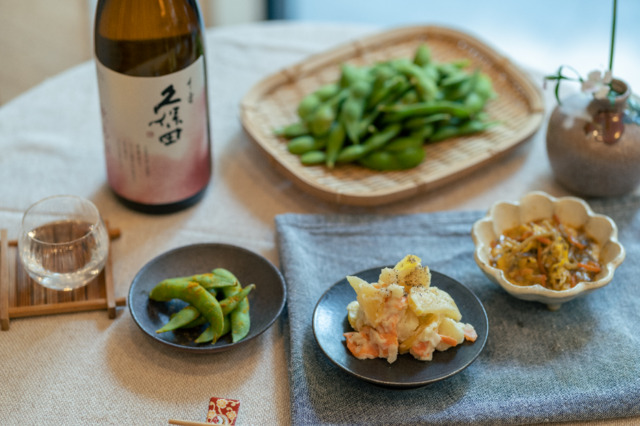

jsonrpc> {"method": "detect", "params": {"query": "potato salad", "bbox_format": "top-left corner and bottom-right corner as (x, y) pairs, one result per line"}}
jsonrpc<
(344, 255), (476, 364)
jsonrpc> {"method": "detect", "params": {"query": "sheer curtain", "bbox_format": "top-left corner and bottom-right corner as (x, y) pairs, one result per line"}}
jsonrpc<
(268, 0), (640, 91)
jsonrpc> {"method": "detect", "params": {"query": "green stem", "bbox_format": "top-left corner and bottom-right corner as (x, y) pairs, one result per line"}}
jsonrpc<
(609, 0), (617, 72)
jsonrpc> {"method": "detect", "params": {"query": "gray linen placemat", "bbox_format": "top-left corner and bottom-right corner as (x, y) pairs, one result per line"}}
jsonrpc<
(275, 196), (640, 425)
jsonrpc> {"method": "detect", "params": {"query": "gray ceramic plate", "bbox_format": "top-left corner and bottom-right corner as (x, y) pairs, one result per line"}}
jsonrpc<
(313, 268), (488, 388)
(128, 243), (286, 353)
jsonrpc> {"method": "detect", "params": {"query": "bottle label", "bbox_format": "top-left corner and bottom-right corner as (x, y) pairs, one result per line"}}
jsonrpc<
(95, 57), (211, 205)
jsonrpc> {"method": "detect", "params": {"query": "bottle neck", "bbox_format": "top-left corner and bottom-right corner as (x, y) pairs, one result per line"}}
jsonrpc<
(95, 0), (203, 41)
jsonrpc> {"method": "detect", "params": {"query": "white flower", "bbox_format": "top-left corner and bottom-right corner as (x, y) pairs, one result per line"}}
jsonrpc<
(581, 69), (613, 99)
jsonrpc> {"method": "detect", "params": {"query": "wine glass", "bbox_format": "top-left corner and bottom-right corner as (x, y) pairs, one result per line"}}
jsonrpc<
(18, 195), (109, 291)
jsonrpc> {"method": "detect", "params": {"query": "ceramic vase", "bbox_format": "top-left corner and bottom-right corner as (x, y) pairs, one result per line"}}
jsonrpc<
(546, 78), (640, 197)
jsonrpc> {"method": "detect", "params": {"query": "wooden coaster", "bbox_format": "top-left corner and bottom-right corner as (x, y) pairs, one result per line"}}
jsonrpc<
(0, 224), (125, 330)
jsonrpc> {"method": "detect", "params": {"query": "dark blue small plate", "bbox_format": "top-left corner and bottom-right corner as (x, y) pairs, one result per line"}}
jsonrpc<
(313, 268), (488, 388)
(129, 243), (286, 353)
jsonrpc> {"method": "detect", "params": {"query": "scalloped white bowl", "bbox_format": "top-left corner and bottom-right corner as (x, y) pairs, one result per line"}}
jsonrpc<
(471, 191), (625, 310)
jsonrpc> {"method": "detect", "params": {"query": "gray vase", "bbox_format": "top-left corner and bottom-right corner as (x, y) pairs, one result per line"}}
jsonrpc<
(546, 79), (640, 197)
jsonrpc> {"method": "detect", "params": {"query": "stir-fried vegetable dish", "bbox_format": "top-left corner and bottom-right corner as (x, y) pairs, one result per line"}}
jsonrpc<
(490, 216), (601, 291)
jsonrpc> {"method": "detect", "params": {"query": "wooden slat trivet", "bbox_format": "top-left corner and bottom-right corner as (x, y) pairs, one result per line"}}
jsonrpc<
(0, 224), (125, 330)
(0, 229), (9, 330)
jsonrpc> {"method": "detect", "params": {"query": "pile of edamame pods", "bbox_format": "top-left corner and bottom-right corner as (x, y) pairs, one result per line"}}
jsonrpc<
(274, 44), (497, 171)
(149, 268), (253, 344)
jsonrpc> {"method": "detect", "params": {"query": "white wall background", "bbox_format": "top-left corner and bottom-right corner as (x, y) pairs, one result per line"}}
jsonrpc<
(1, 1), (637, 105)
(0, 0), (267, 105)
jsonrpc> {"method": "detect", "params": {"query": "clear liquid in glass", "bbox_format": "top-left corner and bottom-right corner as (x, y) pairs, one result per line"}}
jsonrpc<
(19, 219), (109, 291)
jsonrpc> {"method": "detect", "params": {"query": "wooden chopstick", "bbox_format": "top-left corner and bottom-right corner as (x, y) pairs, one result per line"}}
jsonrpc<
(104, 221), (117, 319)
(1, 229), (9, 330)
(8, 297), (126, 318)
(168, 419), (211, 426)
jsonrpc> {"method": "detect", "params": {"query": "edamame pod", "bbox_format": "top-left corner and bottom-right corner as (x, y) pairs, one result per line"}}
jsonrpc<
(297, 93), (321, 120)
(273, 121), (308, 139)
(339, 63), (368, 88)
(308, 103), (335, 136)
(360, 123), (402, 152)
(195, 315), (231, 344)
(383, 101), (472, 121)
(306, 89), (349, 136)
(212, 268), (238, 283)
(325, 122), (347, 168)
(340, 80), (370, 143)
(221, 283), (251, 343)
(403, 114), (449, 130)
(395, 146), (426, 169)
(430, 119), (490, 142)
(340, 98), (364, 142)
(155, 272), (236, 291)
(220, 284), (255, 316)
(157, 287), (218, 331)
(474, 73), (497, 100)
(413, 124), (435, 140)
(440, 70), (469, 87)
(429, 125), (459, 142)
(382, 78), (413, 106)
(436, 61), (469, 79)
(156, 305), (200, 333)
(370, 64), (396, 92)
(446, 70), (480, 101)
(181, 315), (207, 329)
(359, 145), (425, 171)
(384, 133), (426, 152)
(399, 90), (418, 105)
(287, 135), (325, 155)
(335, 144), (368, 163)
(337, 123), (401, 163)
(422, 63), (439, 83)
(168, 282), (254, 326)
(300, 150), (326, 165)
(392, 60), (438, 101)
(193, 283), (254, 343)
(463, 91), (487, 115)
(459, 119), (494, 134)
(314, 83), (341, 101)
(230, 297), (250, 343)
(358, 151), (401, 171)
(356, 110), (381, 139)
(297, 84), (341, 121)
(149, 280), (224, 338)
(366, 75), (406, 110)
(413, 44), (431, 67)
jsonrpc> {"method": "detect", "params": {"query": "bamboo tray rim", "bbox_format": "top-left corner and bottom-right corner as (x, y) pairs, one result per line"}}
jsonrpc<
(240, 25), (545, 206)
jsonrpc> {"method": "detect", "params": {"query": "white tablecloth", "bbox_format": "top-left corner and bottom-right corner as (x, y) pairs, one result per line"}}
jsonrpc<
(0, 21), (636, 425)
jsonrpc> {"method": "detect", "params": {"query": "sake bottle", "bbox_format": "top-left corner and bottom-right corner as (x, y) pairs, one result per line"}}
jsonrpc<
(94, 0), (212, 213)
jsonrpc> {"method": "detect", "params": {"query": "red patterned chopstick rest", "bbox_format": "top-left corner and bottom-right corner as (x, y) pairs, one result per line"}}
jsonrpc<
(207, 397), (240, 424)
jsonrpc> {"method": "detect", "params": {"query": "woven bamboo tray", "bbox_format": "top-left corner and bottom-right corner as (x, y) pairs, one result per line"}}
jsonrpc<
(0, 226), (126, 330)
(240, 25), (545, 206)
